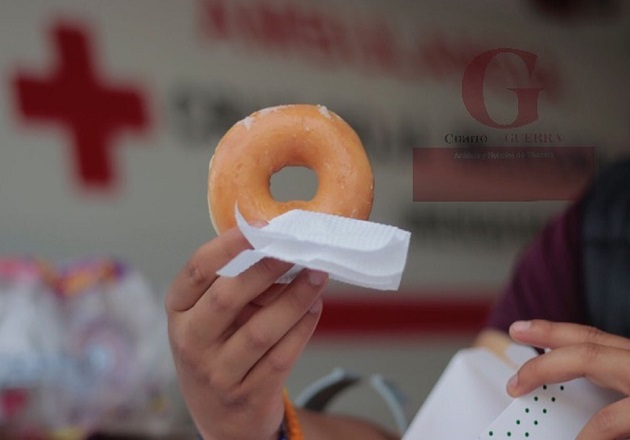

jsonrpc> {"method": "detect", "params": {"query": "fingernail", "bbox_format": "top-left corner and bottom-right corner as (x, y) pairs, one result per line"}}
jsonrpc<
(507, 373), (519, 392)
(307, 270), (328, 286)
(511, 320), (532, 333)
(309, 298), (323, 314)
(250, 219), (268, 228)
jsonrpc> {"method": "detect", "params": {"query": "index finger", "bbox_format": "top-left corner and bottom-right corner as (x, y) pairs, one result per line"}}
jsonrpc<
(165, 227), (251, 313)
(509, 320), (630, 352)
(508, 343), (630, 397)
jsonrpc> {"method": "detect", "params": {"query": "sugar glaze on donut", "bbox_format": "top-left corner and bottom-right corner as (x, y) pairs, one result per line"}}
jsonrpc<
(207, 104), (374, 234)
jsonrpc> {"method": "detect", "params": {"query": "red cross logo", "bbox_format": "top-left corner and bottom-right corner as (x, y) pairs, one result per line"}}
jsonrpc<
(13, 23), (149, 190)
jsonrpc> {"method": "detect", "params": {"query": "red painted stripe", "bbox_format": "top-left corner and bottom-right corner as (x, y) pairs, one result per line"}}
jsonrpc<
(314, 292), (496, 338)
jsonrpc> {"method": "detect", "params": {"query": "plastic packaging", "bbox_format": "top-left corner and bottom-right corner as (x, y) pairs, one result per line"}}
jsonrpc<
(0, 257), (176, 438)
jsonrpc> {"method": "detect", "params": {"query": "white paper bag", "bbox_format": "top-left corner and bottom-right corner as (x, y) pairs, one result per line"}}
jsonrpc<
(403, 344), (621, 439)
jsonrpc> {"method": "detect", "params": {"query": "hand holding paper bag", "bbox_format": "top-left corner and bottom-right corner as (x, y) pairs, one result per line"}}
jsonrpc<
(505, 320), (630, 440)
(403, 320), (625, 440)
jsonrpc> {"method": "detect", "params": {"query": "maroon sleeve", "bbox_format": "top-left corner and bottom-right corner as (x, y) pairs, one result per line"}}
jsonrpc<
(485, 201), (588, 333)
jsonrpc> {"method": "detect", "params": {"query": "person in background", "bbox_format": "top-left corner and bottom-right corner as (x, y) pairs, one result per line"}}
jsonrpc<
(475, 157), (630, 439)
(165, 157), (630, 440)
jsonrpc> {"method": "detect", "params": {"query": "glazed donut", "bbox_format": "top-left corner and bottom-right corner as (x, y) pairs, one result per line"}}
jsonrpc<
(207, 104), (374, 234)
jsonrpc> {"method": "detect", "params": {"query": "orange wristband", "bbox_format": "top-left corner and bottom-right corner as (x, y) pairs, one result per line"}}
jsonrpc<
(282, 389), (304, 440)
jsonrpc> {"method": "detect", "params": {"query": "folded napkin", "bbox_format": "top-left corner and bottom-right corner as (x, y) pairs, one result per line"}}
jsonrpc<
(217, 207), (411, 290)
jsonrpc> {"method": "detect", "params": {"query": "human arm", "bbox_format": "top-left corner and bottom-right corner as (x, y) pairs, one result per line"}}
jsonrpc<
(473, 328), (513, 360)
(506, 319), (630, 440)
(165, 227), (397, 440)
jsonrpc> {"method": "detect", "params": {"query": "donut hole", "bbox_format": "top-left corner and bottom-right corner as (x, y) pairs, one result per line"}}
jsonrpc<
(270, 166), (318, 202)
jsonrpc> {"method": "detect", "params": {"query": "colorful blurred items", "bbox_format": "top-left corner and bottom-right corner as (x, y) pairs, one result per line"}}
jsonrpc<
(0, 258), (64, 433)
(56, 260), (124, 299)
(0, 257), (175, 439)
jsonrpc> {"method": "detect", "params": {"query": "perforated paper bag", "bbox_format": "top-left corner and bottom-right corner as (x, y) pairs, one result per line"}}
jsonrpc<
(403, 344), (620, 439)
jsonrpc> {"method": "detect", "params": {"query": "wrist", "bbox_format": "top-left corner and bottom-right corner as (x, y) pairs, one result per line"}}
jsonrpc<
(197, 427), (286, 440)
(196, 391), (301, 440)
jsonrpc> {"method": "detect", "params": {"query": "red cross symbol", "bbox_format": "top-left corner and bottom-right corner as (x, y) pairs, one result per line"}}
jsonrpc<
(13, 23), (149, 190)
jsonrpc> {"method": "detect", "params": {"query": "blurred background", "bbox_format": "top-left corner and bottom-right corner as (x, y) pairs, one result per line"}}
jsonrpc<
(1, 0), (629, 438)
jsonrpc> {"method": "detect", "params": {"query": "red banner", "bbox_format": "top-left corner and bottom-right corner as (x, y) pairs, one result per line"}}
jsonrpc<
(413, 146), (595, 202)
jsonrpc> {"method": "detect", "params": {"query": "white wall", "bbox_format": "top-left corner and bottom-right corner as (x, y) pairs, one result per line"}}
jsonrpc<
(2, 0), (628, 292)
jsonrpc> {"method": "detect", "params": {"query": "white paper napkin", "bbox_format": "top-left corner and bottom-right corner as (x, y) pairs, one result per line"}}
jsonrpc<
(216, 207), (411, 290)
